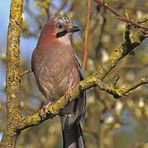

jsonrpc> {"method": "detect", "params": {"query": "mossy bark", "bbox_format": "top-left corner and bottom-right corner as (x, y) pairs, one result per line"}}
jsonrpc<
(0, 0), (23, 147)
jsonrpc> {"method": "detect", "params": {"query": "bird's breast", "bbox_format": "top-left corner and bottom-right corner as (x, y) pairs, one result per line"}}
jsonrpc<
(33, 45), (80, 101)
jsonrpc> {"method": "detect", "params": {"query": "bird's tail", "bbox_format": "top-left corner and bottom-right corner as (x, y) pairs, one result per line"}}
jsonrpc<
(60, 116), (85, 148)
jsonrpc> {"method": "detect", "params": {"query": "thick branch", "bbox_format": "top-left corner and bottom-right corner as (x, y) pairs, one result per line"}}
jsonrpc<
(1, 0), (24, 147)
(18, 76), (148, 131)
(17, 76), (97, 130)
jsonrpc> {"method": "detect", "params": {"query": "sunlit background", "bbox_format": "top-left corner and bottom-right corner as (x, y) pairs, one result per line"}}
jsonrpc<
(0, 0), (148, 147)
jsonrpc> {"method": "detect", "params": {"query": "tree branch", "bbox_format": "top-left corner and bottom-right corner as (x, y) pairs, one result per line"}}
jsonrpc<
(95, 77), (148, 98)
(20, 69), (31, 77)
(94, 0), (148, 30)
(1, 0), (24, 147)
(82, 0), (92, 70)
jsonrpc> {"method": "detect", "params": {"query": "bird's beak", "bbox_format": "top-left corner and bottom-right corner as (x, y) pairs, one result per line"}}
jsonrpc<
(69, 25), (81, 33)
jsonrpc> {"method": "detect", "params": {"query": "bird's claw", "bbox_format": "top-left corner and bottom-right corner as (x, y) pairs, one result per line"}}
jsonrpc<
(65, 86), (74, 99)
(39, 102), (52, 117)
(39, 107), (45, 117)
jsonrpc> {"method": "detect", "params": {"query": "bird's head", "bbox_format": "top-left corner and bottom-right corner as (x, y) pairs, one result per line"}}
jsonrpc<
(53, 16), (81, 38)
(38, 16), (81, 45)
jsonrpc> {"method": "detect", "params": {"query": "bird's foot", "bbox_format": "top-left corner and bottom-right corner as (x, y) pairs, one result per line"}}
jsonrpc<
(65, 86), (74, 99)
(39, 102), (52, 117)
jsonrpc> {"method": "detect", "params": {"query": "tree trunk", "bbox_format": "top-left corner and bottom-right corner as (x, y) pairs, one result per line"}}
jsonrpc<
(1, 132), (18, 148)
(0, 0), (23, 147)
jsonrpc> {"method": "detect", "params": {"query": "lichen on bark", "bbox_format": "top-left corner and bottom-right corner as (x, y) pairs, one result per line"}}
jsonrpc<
(0, 0), (24, 148)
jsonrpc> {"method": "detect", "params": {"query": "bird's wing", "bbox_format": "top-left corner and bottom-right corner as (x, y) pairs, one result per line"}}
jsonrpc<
(73, 51), (86, 121)
(74, 53), (84, 80)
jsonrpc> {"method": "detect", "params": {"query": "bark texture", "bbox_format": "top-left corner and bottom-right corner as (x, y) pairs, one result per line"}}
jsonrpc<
(0, 0), (23, 147)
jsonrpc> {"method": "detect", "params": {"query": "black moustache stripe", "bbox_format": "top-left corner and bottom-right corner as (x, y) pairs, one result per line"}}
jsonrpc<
(56, 30), (68, 38)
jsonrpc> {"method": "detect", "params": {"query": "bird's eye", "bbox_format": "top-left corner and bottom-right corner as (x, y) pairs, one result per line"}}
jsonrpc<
(56, 23), (64, 29)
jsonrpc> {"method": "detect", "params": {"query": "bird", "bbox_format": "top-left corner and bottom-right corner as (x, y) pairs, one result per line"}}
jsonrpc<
(31, 16), (86, 148)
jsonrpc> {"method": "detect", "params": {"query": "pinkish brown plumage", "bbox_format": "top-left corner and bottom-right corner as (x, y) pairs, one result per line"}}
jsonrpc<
(32, 16), (86, 148)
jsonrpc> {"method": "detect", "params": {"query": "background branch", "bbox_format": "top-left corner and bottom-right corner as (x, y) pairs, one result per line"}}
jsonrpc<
(82, 0), (92, 70)
(20, 69), (31, 77)
(94, 0), (148, 30)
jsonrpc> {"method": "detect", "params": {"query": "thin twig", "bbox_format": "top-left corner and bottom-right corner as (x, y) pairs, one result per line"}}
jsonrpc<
(20, 69), (31, 77)
(82, 0), (92, 70)
(96, 77), (148, 98)
(94, 0), (148, 30)
(121, 78), (148, 94)
(116, 16), (148, 30)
